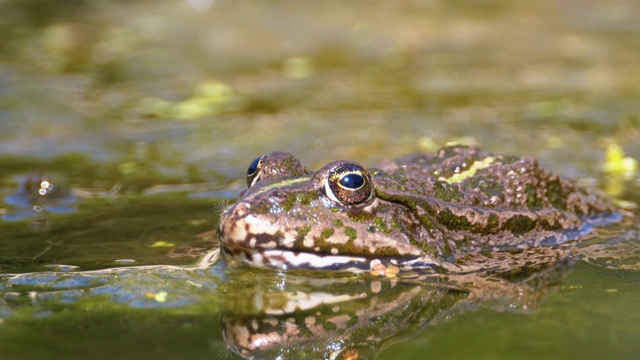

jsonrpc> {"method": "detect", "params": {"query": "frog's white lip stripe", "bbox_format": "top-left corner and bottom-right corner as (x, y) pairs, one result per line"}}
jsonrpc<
(221, 246), (443, 272)
(228, 247), (371, 271)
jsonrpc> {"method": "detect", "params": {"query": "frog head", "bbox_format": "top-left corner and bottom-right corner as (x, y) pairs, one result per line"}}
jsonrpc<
(217, 151), (435, 272)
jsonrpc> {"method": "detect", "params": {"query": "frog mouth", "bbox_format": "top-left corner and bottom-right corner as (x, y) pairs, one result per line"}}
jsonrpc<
(220, 244), (374, 271)
(219, 244), (442, 272)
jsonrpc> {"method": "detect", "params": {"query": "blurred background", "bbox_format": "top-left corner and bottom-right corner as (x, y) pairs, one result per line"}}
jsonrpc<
(0, 0), (638, 193)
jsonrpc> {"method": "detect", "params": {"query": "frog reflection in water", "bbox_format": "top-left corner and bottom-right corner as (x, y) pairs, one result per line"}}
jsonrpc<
(217, 145), (624, 273)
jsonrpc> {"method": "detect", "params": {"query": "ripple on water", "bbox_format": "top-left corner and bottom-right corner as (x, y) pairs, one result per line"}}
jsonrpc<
(44, 264), (80, 272)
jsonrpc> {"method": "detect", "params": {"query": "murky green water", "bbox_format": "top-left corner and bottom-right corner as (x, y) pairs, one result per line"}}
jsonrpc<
(1, 0), (639, 359)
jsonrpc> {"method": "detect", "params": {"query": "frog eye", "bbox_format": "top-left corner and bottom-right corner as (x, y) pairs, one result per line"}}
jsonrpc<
(246, 155), (265, 188)
(324, 163), (374, 206)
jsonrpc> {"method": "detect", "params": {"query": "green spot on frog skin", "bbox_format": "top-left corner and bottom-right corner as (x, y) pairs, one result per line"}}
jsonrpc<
(417, 214), (436, 230)
(546, 180), (568, 211)
(333, 219), (344, 227)
(346, 316), (359, 327)
(347, 210), (374, 222)
(322, 321), (337, 331)
(374, 217), (391, 234)
(320, 228), (335, 239)
(503, 215), (536, 235)
(526, 184), (543, 209)
(434, 181), (463, 202)
(294, 224), (311, 248)
(471, 177), (505, 200)
(390, 218), (402, 230)
(296, 224), (312, 242)
(485, 213), (500, 234)
(297, 192), (316, 205)
(344, 227), (357, 241)
(251, 200), (274, 215)
(436, 209), (488, 233)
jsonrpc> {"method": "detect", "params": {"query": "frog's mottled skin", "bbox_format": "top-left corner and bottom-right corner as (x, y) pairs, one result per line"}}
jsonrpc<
(217, 145), (620, 272)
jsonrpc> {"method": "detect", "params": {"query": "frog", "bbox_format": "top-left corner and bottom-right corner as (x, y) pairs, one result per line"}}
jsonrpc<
(217, 145), (624, 273)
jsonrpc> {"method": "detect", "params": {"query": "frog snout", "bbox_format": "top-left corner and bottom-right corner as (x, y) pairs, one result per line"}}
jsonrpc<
(216, 201), (262, 248)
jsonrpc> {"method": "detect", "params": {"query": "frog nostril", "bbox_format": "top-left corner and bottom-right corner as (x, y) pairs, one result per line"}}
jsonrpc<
(270, 190), (289, 202)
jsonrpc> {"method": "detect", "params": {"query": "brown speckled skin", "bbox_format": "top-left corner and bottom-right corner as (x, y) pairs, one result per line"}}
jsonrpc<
(217, 145), (620, 271)
(373, 146), (618, 255)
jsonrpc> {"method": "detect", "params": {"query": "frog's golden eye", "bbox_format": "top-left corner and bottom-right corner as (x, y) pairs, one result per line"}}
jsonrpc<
(325, 163), (374, 206)
(246, 155), (265, 188)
